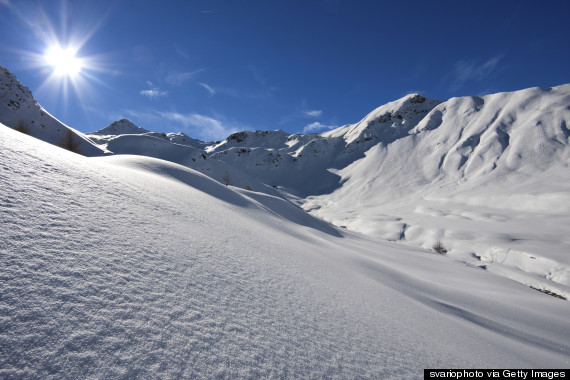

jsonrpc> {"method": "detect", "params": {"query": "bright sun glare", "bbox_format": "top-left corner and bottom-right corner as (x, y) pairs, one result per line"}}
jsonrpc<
(44, 45), (83, 78)
(20, 3), (105, 111)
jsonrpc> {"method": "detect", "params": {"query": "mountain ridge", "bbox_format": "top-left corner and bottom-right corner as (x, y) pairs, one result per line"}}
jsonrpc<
(0, 66), (107, 156)
(2, 65), (569, 297)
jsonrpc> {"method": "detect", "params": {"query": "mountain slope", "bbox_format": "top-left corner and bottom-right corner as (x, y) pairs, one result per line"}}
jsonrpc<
(305, 85), (570, 214)
(0, 66), (106, 156)
(201, 84), (570, 299)
(1, 65), (568, 300)
(87, 126), (281, 196)
(210, 86), (569, 199)
(303, 85), (570, 298)
(209, 94), (443, 196)
(2, 123), (570, 378)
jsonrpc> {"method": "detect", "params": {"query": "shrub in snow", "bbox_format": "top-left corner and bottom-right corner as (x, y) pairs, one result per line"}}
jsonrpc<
(14, 120), (29, 135)
(221, 171), (232, 186)
(433, 240), (447, 255)
(60, 129), (82, 155)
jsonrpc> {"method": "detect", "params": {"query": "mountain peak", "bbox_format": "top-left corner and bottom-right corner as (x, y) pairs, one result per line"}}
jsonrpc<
(90, 119), (149, 135)
(323, 93), (442, 146)
(207, 129), (291, 153)
(0, 66), (37, 117)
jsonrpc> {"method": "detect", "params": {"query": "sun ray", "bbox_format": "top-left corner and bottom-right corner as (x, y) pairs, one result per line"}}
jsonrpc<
(6, 1), (119, 125)
(44, 44), (83, 78)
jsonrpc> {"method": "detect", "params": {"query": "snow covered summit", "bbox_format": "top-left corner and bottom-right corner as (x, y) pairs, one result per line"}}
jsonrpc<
(324, 93), (442, 146)
(90, 118), (150, 135)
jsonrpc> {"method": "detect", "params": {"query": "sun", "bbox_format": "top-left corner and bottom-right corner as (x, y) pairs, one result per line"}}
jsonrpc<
(15, 2), (110, 116)
(44, 45), (83, 78)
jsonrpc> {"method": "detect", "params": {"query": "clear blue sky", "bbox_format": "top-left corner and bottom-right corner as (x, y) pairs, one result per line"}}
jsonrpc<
(1, 0), (569, 140)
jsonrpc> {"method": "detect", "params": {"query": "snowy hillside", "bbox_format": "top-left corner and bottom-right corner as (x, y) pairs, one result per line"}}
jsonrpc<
(87, 121), (280, 196)
(208, 94), (443, 196)
(2, 123), (570, 378)
(1, 65), (569, 301)
(302, 85), (570, 299)
(0, 66), (106, 156)
(0, 66), (273, 195)
(205, 84), (570, 300)
(89, 120), (211, 151)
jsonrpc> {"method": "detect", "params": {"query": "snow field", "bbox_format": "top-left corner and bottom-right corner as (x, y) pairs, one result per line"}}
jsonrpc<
(303, 85), (570, 299)
(1, 125), (570, 378)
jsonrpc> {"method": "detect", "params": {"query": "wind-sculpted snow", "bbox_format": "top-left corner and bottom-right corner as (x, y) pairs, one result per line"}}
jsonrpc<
(2, 124), (570, 378)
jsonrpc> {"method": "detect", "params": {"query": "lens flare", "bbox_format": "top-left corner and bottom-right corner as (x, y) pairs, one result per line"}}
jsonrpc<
(44, 45), (83, 78)
(11, 2), (114, 121)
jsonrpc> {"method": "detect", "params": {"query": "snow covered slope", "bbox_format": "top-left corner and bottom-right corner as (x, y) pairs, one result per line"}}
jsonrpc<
(208, 94), (443, 196)
(1, 123), (570, 378)
(87, 123), (280, 196)
(201, 84), (570, 300)
(89, 119), (211, 151)
(1, 65), (568, 302)
(0, 65), (275, 194)
(0, 66), (106, 156)
(303, 85), (570, 299)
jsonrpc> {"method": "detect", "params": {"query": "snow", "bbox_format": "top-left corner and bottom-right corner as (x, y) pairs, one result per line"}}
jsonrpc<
(89, 118), (150, 136)
(301, 85), (570, 299)
(187, 83), (570, 299)
(0, 67), (106, 156)
(1, 122), (570, 378)
(1, 65), (570, 376)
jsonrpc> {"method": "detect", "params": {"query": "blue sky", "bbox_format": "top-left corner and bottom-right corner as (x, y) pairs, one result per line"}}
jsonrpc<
(1, 0), (569, 140)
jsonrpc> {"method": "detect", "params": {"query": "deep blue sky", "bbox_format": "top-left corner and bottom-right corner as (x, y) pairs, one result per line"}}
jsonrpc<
(1, 0), (569, 140)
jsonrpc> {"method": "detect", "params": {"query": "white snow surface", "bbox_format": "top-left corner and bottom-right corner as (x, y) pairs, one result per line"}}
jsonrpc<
(198, 85), (570, 299)
(2, 65), (570, 376)
(1, 124), (570, 378)
(302, 85), (570, 299)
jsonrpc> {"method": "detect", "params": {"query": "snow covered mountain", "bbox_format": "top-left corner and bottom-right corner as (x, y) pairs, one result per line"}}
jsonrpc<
(2, 120), (570, 378)
(208, 84), (570, 300)
(1, 65), (570, 377)
(90, 118), (150, 135)
(208, 87), (569, 200)
(302, 85), (570, 299)
(207, 94), (443, 196)
(1, 65), (569, 299)
(86, 120), (280, 196)
(0, 67), (106, 156)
